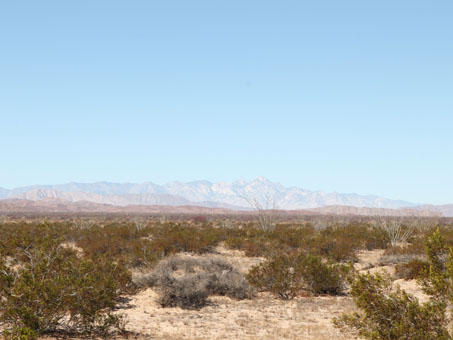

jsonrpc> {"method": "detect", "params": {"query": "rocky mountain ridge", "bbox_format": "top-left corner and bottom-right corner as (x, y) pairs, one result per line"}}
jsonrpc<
(0, 177), (418, 211)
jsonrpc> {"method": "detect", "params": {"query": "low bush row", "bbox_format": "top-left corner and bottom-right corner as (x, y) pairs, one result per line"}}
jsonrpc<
(225, 223), (390, 262)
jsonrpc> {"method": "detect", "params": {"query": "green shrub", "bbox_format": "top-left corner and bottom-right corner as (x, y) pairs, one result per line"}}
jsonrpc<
(419, 228), (453, 300)
(335, 229), (453, 340)
(75, 222), (155, 267)
(297, 253), (352, 295)
(148, 223), (224, 257)
(247, 252), (351, 299)
(223, 226), (267, 257)
(247, 252), (302, 299)
(224, 225), (316, 257)
(0, 229), (130, 339)
(314, 224), (390, 262)
(334, 272), (450, 340)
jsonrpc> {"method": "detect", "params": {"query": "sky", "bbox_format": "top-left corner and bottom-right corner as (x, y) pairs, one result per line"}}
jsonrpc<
(0, 1), (452, 204)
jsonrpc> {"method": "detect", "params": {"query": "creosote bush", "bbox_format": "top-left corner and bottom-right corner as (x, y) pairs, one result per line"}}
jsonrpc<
(335, 229), (453, 340)
(334, 272), (450, 340)
(0, 228), (131, 340)
(247, 251), (352, 299)
(145, 255), (254, 309)
(224, 223), (391, 261)
(148, 223), (224, 257)
(317, 224), (390, 262)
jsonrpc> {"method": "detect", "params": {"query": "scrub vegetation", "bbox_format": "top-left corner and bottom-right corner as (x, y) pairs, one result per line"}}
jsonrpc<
(0, 214), (452, 339)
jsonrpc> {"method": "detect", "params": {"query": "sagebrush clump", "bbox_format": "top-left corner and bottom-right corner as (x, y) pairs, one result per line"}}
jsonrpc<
(143, 255), (254, 309)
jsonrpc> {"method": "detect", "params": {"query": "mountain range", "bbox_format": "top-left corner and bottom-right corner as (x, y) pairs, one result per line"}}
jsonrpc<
(0, 177), (416, 209)
(0, 177), (451, 216)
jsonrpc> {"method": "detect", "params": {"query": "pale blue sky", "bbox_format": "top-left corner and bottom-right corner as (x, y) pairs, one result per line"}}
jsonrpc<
(1, 1), (452, 204)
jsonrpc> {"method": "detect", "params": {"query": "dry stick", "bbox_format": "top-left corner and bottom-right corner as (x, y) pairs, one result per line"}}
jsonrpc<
(241, 195), (278, 232)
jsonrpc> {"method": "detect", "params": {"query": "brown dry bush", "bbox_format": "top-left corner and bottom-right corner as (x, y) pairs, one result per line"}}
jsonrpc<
(143, 255), (254, 309)
(394, 259), (430, 280)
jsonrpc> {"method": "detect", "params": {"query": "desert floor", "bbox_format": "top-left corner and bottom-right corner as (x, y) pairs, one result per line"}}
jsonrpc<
(82, 245), (424, 340)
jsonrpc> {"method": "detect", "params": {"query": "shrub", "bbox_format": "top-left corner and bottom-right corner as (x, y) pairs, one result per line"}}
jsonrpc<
(247, 252), (351, 299)
(316, 224), (391, 262)
(270, 224), (317, 253)
(224, 225), (316, 257)
(0, 229), (130, 339)
(394, 259), (429, 280)
(419, 228), (453, 300)
(157, 273), (210, 309)
(247, 252), (302, 299)
(335, 229), (453, 340)
(147, 255), (254, 309)
(148, 223), (224, 257)
(383, 236), (426, 258)
(224, 229), (272, 257)
(75, 222), (155, 267)
(334, 272), (450, 340)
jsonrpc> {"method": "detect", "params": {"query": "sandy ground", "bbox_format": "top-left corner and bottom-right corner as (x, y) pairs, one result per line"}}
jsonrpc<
(120, 290), (354, 340)
(32, 247), (429, 340)
(117, 247), (426, 340)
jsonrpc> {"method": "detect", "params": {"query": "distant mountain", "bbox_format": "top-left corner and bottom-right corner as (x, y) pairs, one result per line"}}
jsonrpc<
(2, 177), (418, 210)
(413, 205), (453, 217)
(0, 199), (239, 214)
(0, 187), (9, 199)
(312, 205), (440, 217)
(0, 199), (440, 217)
(5, 181), (164, 196)
(11, 189), (246, 210)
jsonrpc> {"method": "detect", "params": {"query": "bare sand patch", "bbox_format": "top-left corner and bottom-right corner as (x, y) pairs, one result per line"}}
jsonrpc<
(120, 289), (355, 340)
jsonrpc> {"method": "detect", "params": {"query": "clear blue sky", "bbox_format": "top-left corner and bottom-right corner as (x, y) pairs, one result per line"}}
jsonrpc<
(1, 1), (452, 204)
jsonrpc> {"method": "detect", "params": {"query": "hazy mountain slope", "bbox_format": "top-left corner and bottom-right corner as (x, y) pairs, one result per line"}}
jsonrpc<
(2, 178), (419, 210)
(11, 189), (247, 210)
(163, 177), (417, 209)
(0, 199), (238, 214)
(0, 188), (9, 199)
(413, 204), (453, 217)
(312, 205), (440, 217)
(12, 189), (188, 206)
(8, 181), (164, 196)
